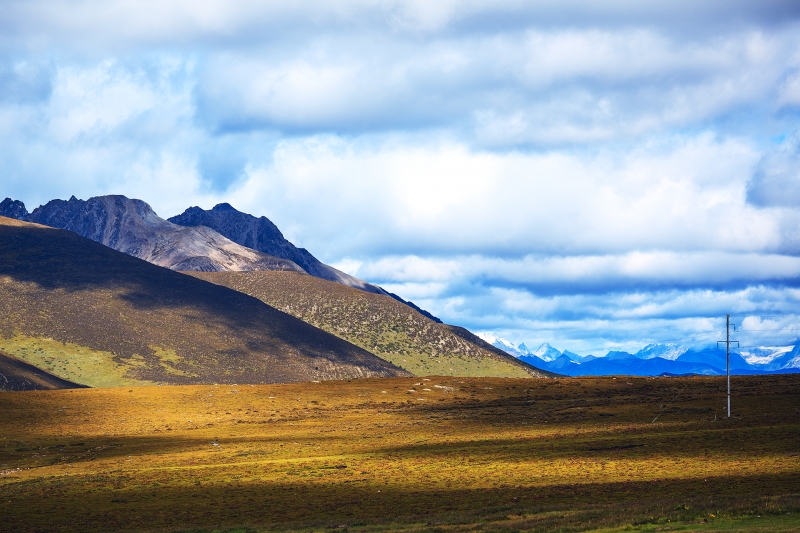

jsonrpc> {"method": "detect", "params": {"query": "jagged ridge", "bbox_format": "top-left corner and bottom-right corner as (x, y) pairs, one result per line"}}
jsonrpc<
(1, 196), (306, 273)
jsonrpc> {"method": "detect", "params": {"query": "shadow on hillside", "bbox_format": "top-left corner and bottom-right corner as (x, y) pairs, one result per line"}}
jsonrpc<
(0, 433), (348, 465)
(0, 224), (401, 375)
(1, 224), (283, 311)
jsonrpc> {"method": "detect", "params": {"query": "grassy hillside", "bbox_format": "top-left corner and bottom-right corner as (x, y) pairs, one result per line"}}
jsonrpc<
(0, 350), (85, 391)
(0, 375), (798, 532)
(188, 271), (549, 378)
(0, 216), (408, 386)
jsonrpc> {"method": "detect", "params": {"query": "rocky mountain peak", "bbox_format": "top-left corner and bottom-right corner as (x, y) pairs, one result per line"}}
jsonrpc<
(169, 203), (442, 320)
(0, 197), (29, 220)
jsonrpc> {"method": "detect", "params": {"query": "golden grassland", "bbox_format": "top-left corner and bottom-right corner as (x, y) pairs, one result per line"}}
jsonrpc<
(1, 375), (799, 532)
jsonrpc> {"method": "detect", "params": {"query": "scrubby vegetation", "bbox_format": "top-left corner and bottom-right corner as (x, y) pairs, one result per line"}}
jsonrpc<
(1, 375), (797, 532)
(189, 271), (546, 378)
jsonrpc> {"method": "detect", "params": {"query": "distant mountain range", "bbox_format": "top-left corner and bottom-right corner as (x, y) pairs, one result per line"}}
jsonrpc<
(478, 334), (800, 376)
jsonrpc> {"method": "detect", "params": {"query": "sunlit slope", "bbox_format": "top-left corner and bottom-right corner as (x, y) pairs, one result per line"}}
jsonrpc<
(188, 271), (548, 378)
(0, 216), (409, 386)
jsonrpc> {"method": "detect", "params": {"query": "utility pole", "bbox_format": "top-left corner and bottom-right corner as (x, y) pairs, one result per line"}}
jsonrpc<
(717, 314), (739, 418)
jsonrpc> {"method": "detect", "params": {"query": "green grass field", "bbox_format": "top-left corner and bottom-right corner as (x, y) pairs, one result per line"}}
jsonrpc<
(1, 375), (798, 532)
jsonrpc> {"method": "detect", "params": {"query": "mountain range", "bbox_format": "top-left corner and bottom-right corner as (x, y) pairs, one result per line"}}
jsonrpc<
(0, 195), (440, 321)
(479, 334), (800, 376)
(1, 196), (304, 273)
(0, 194), (550, 387)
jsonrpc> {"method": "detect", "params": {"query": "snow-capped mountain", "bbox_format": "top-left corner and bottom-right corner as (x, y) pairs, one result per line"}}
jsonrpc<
(476, 332), (800, 376)
(476, 335), (567, 362)
(760, 345), (800, 371)
(634, 343), (688, 361)
(476, 335), (575, 363)
(561, 350), (587, 363)
(739, 345), (794, 365)
(531, 343), (562, 362)
(475, 333), (530, 358)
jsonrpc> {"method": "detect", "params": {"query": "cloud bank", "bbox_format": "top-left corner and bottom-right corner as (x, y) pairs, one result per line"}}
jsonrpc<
(2, 1), (800, 354)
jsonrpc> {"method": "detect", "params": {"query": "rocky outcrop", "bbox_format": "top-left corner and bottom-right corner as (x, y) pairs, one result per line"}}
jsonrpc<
(169, 203), (386, 293)
(0, 198), (29, 220)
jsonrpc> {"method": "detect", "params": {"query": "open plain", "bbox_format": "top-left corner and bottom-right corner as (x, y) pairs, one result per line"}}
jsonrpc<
(1, 374), (798, 532)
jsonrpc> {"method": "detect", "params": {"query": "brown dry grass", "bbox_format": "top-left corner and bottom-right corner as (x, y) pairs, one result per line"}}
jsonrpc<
(0, 215), (49, 228)
(1, 375), (798, 532)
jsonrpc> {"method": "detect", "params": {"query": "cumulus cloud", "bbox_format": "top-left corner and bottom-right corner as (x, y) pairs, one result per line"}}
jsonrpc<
(221, 134), (767, 258)
(747, 133), (800, 208)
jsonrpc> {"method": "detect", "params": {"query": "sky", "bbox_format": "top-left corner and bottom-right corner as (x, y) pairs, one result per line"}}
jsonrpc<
(3, 1), (800, 355)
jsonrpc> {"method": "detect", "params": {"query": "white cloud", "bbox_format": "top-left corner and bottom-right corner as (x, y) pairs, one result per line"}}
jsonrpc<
(2, 2), (800, 354)
(218, 133), (770, 259)
(355, 252), (800, 289)
(187, 26), (800, 144)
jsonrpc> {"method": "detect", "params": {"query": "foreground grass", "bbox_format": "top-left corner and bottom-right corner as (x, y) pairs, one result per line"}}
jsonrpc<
(1, 375), (798, 532)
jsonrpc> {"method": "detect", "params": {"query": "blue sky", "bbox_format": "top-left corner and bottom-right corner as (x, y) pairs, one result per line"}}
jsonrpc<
(3, 1), (800, 354)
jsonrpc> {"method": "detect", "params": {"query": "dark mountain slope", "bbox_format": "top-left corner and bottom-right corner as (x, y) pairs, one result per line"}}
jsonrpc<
(2, 195), (305, 273)
(0, 350), (86, 391)
(188, 270), (550, 378)
(0, 216), (408, 386)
